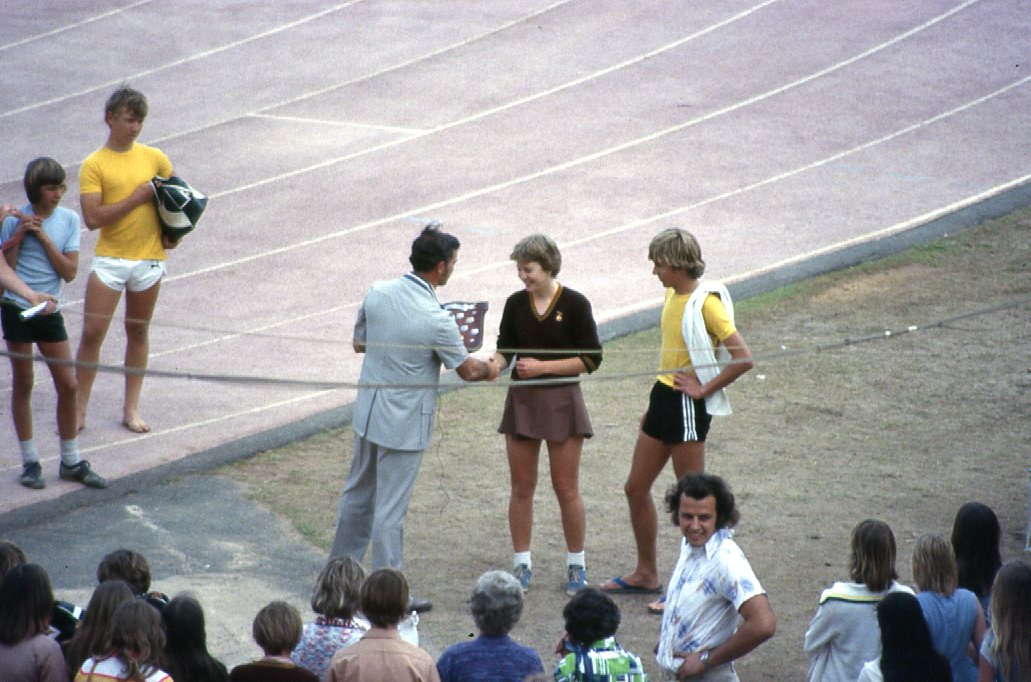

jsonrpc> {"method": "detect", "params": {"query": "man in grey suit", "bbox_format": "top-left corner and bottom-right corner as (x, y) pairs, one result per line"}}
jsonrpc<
(331, 224), (497, 612)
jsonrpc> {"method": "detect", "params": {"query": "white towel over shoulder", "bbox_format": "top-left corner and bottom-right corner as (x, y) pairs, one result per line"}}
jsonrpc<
(682, 282), (734, 416)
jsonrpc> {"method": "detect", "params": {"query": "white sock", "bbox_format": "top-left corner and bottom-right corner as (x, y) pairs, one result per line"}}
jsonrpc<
(60, 439), (80, 467)
(567, 551), (585, 568)
(19, 440), (39, 465)
(514, 551), (532, 569)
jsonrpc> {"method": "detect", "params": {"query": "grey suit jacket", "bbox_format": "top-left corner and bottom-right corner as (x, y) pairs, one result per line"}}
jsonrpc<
(351, 273), (469, 451)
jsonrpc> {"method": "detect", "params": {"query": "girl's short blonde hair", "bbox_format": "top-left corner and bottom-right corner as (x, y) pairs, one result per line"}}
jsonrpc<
(510, 234), (561, 276)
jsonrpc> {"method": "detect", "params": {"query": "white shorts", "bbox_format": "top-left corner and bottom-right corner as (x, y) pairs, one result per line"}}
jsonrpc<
(91, 256), (166, 293)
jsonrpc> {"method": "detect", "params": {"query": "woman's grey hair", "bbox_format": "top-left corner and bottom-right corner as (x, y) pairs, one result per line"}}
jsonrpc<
(470, 570), (524, 636)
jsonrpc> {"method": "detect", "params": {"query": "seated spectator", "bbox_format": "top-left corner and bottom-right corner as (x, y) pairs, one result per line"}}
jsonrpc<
(857, 591), (951, 682)
(230, 601), (317, 681)
(62, 580), (135, 679)
(292, 556), (370, 680)
(0, 539), (80, 642)
(0, 563), (65, 682)
(554, 587), (646, 681)
(979, 560), (1031, 682)
(97, 548), (170, 611)
(951, 501), (1002, 628)
(0, 540), (27, 578)
(804, 519), (913, 682)
(163, 593), (229, 682)
(327, 569), (438, 682)
(73, 599), (172, 681)
(912, 532), (984, 682)
(436, 571), (544, 682)
(655, 473), (775, 680)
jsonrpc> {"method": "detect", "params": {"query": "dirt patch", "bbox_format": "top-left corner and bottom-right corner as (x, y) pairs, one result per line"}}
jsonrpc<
(224, 208), (1031, 679)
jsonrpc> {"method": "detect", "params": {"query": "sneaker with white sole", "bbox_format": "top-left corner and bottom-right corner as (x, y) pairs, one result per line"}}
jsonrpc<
(513, 564), (532, 592)
(20, 462), (45, 489)
(59, 460), (108, 489)
(566, 565), (588, 595)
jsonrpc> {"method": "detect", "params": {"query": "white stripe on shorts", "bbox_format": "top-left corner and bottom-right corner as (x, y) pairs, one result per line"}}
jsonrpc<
(682, 393), (697, 442)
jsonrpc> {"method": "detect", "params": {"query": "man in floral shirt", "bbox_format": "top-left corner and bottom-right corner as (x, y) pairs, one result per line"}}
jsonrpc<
(656, 474), (775, 680)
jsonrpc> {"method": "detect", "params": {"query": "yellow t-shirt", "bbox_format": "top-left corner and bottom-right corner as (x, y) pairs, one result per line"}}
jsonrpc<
(657, 289), (736, 387)
(80, 143), (173, 260)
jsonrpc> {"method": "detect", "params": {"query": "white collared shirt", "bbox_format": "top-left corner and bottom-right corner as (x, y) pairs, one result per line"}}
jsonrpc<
(656, 529), (765, 672)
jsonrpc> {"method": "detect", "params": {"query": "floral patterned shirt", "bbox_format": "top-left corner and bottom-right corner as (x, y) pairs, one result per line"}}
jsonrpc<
(656, 529), (764, 673)
(291, 616), (369, 680)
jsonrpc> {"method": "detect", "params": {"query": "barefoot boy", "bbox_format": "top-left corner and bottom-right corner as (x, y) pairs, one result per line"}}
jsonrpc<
(76, 86), (178, 433)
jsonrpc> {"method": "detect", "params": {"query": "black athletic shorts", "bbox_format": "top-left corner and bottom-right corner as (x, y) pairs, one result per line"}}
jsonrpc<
(1, 302), (68, 344)
(641, 380), (711, 444)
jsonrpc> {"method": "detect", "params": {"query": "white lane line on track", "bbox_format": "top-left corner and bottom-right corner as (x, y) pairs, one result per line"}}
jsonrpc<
(75, 390), (339, 456)
(0, 1), (367, 119)
(206, 0), (784, 201)
(159, 0), (986, 284)
(0, 0), (573, 184)
(247, 113), (427, 135)
(594, 171), (1031, 324)
(65, 74), (1031, 373)
(45, 169), (1029, 456)
(160, 0), (575, 145)
(0, 0), (155, 53)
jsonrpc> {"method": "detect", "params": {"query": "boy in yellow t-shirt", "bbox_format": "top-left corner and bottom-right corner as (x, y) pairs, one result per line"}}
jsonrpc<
(75, 86), (179, 434)
(600, 228), (753, 610)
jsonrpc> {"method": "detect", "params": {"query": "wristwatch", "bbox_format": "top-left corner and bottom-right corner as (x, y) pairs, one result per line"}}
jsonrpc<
(699, 650), (711, 669)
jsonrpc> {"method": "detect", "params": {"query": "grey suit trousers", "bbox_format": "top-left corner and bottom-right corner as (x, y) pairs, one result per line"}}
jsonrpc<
(330, 434), (424, 571)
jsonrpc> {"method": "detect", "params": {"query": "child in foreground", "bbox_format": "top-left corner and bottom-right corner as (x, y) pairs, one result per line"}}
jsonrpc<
(554, 588), (647, 681)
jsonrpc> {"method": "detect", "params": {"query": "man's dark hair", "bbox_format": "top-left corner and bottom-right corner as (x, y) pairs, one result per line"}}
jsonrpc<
(665, 473), (740, 529)
(562, 588), (620, 646)
(409, 223), (460, 273)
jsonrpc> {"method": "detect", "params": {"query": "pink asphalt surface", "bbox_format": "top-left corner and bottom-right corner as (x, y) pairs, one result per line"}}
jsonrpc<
(1, 0), (1028, 514)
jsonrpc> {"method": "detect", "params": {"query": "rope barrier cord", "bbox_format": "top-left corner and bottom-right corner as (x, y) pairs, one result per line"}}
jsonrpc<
(2, 295), (1027, 390)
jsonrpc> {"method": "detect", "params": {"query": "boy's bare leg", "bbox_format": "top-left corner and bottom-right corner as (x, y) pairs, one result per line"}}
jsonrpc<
(38, 340), (78, 440)
(122, 281), (161, 433)
(603, 434), (704, 592)
(8, 341), (35, 440)
(75, 274), (120, 431)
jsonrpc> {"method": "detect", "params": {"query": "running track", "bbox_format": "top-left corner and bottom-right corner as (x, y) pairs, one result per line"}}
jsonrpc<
(1, 0), (1028, 514)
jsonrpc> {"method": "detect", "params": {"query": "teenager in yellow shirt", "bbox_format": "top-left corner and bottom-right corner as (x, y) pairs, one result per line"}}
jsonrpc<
(76, 87), (178, 433)
(601, 228), (753, 610)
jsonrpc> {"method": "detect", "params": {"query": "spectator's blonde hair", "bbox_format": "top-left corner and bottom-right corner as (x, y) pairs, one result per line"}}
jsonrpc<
(311, 556), (364, 620)
(989, 561), (1031, 682)
(912, 533), (957, 596)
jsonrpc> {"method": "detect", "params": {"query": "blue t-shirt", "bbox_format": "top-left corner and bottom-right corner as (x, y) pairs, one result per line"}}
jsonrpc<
(917, 589), (980, 682)
(436, 634), (544, 682)
(1, 205), (80, 308)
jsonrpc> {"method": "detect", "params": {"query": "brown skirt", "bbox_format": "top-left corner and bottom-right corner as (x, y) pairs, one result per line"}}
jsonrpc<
(498, 383), (593, 441)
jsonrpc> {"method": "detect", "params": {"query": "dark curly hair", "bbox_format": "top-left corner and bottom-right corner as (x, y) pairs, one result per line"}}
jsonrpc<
(562, 588), (620, 646)
(409, 224), (460, 272)
(665, 473), (740, 529)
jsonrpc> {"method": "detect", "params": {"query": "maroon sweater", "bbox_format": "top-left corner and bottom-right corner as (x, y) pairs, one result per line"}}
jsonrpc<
(497, 284), (602, 381)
